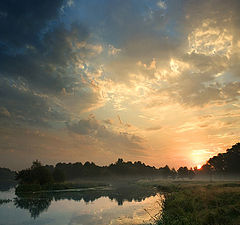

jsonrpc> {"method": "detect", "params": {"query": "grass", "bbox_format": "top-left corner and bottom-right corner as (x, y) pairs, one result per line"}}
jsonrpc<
(156, 181), (240, 225)
(15, 182), (109, 193)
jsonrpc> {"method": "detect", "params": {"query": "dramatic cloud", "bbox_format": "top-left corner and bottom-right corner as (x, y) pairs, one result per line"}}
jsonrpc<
(1, 0), (240, 169)
(0, 1), (105, 126)
(0, 23), (89, 94)
(0, 0), (64, 47)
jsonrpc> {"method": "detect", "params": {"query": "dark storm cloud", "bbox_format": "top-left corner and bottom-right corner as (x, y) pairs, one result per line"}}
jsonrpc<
(0, 0), (68, 127)
(0, 0), (103, 127)
(0, 0), (67, 91)
(0, 0), (64, 47)
(0, 23), (89, 94)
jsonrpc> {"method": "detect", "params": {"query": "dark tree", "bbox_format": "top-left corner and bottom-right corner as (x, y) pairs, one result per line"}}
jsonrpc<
(53, 168), (65, 183)
(188, 168), (195, 179)
(16, 160), (53, 185)
(170, 168), (177, 179)
(202, 143), (240, 178)
(177, 167), (189, 179)
(159, 165), (171, 178)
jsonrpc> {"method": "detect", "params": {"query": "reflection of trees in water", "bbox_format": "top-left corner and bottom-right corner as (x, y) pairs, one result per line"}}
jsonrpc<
(14, 196), (52, 219)
(15, 187), (157, 218)
(53, 187), (156, 205)
(0, 182), (16, 191)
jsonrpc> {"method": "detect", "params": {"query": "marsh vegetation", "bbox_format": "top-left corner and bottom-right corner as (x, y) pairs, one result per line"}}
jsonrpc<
(155, 181), (240, 225)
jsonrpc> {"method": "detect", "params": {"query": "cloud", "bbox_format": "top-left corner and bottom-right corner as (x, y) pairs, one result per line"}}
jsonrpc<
(67, 116), (144, 154)
(157, 1), (167, 10)
(1, 0), (240, 169)
(0, 0), (64, 47)
(0, 126), (106, 170)
(0, 78), (67, 127)
(0, 23), (90, 94)
(145, 126), (162, 131)
(91, 0), (240, 110)
(0, 1), (107, 126)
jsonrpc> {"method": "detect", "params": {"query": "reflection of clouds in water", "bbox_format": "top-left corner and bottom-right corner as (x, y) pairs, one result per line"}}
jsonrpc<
(22, 218), (54, 225)
(68, 195), (163, 225)
(68, 214), (99, 225)
(4, 189), (162, 225)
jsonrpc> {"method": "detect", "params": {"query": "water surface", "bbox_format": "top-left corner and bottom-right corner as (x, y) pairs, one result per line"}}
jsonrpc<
(0, 186), (163, 225)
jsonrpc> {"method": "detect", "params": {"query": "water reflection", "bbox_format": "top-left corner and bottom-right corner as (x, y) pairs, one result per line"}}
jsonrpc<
(0, 182), (16, 191)
(14, 186), (158, 219)
(14, 197), (51, 219)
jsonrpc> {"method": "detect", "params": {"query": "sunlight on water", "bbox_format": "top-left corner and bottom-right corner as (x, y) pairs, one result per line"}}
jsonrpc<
(0, 189), (163, 225)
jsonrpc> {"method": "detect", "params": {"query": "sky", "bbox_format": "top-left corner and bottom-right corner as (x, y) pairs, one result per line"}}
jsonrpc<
(1, 0), (240, 170)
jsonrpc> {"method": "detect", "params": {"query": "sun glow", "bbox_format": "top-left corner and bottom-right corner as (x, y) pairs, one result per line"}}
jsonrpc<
(191, 149), (210, 168)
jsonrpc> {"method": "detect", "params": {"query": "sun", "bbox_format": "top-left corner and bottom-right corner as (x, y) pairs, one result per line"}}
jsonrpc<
(197, 165), (202, 169)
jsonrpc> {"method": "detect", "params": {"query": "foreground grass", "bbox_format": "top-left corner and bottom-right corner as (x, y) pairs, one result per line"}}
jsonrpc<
(156, 181), (240, 225)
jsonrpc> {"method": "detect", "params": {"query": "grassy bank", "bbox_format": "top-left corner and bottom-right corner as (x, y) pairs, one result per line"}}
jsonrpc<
(15, 181), (109, 193)
(156, 181), (240, 225)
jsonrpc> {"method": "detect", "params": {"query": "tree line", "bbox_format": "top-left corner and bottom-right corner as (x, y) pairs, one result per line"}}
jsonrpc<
(2, 142), (240, 186)
(199, 142), (240, 178)
(15, 158), (197, 185)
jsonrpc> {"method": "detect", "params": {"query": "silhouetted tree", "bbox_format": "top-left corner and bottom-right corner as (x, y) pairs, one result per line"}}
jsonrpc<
(170, 168), (177, 179)
(16, 160), (53, 185)
(188, 168), (195, 179)
(159, 165), (171, 178)
(53, 168), (65, 183)
(203, 143), (240, 178)
(177, 167), (189, 179)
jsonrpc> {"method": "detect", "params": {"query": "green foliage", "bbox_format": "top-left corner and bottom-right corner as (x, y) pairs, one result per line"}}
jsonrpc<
(157, 184), (181, 193)
(157, 183), (240, 225)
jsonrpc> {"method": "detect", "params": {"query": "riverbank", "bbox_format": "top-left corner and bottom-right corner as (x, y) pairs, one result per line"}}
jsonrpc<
(7, 178), (240, 224)
(15, 181), (110, 194)
(155, 181), (240, 225)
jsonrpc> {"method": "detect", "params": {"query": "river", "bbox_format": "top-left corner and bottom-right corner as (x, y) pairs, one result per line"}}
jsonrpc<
(0, 186), (163, 225)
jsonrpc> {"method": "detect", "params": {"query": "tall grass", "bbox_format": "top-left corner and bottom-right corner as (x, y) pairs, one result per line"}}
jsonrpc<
(157, 182), (240, 225)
